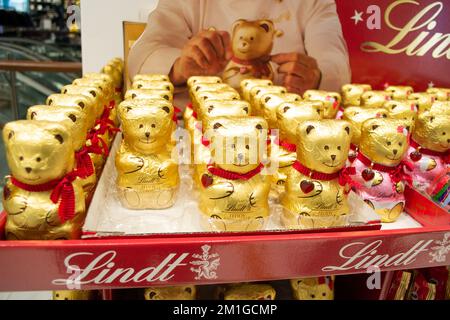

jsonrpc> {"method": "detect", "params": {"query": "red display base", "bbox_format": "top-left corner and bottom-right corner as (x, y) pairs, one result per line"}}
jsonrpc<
(0, 186), (448, 292)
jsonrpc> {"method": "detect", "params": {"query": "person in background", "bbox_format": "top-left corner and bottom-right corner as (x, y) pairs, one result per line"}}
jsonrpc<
(128, 0), (350, 105)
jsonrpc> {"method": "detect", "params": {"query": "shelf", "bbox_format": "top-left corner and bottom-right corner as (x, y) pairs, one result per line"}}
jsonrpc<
(0, 185), (449, 292)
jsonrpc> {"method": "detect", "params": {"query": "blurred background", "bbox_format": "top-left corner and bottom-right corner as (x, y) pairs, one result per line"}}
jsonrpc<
(0, 0), (82, 208)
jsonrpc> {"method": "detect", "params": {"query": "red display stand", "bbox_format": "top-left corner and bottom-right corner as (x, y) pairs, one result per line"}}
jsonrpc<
(0, 185), (448, 292)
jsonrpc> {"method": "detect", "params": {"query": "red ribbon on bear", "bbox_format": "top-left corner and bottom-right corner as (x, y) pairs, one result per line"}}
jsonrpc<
(274, 138), (297, 152)
(231, 56), (271, 78)
(10, 172), (78, 223)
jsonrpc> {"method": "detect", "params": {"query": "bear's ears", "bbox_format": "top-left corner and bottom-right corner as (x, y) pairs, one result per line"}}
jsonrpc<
(3, 121), (69, 145)
(231, 19), (277, 35)
(300, 121), (351, 136)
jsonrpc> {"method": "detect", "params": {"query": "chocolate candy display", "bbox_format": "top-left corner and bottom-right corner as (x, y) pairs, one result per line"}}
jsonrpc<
(290, 276), (335, 300)
(281, 120), (354, 229)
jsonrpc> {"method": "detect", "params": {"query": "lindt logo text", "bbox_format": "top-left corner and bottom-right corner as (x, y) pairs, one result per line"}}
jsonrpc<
(52, 251), (189, 287)
(322, 240), (434, 271)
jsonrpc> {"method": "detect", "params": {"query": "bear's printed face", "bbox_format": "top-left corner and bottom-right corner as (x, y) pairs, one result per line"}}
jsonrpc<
(343, 107), (388, 146)
(303, 90), (342, 119)
(276, 102), (321, 143)
(208, 117), (268, 174)
(3, 121), (73, 184)
(120, 105), (173, 153)
(413, 112), (450, 152)
(360, 118), (410, 166)
(231, 19), (278, 60)
(27, 105), (88, 151)
(297, 120), (352, 174)
(383, 100), (418, 129)
(145, 286), (196, 300)
(341, 84), (371, 106)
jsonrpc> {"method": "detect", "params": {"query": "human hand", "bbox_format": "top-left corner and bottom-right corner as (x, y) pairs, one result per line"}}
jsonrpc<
(271, 53), (321, 94)
(170, 30), (232, 86)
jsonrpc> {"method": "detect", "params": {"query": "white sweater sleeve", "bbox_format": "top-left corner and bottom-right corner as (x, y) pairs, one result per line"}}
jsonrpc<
(301, 0), (351, 92)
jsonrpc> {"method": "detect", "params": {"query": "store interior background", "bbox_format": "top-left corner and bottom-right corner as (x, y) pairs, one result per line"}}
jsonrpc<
(0, 0), (156, 210)
(0, 0), (155, 299)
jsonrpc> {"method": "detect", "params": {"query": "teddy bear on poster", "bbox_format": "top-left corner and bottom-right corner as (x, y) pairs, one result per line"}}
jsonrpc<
(223, 19), (282, 89)
(281, 120), (353, 229)
(199, 117), (271, 232)
(115, 103), (179, 210)
(2, 121), (86, 240)
(406, 112), (450, 194)
(351, 118), (412, 223)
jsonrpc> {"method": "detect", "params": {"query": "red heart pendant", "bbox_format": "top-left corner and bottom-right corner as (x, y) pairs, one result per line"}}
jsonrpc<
(300, 180), (315, 193)
(410, 151), (422, 162)
(201, 174), (214, 188)
(362, 169), (375, 181)
(348, 153), (357, 163)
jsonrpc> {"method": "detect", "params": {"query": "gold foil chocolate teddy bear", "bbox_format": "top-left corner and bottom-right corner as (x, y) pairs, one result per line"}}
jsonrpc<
(272, 102), (322, 190)
(144, 286), (196, 300)
(218, 283), (276, 300)
(303, 90), (342, 119)
(2, 121), (86, 240)
(343, 107), (389, 163)
(341, 84), (372, 107)
(240, 78), (273, 101)
(53, 290), (98, 300)
(281, 120), (354, 229)
(115, 103), (179, 209)
(248, 85), (287, 116)
(351, 118), (412, 222)
(408, 92), (436, 113)
(259, 92), (302, 128)
(26, 105), (96, 198)
(361, 90), (393, 108)
(383, 100), (418, 129)
(427, 87), (450, 101)
(385, 85), (414, 100)
(290, 276), (335, 300)
(407, 112), (450, 195)
(199, 117), (271, 231)
(223, 19), (281, 89)
(46, 93), (97, 129)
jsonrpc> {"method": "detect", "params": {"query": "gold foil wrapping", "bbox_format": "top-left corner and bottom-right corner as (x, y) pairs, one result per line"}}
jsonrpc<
(219, 284), (276, 300)
(427, 87), (450, 101)
(290, 277), (335, 300)
(303, 90), (342, 119)
(240, 79), (273, 101)
(144, 286), (196, 300)
(341, 84), (372, 107)
(343, 107), (388, 147)
(2, 121), (85, 240)
(281, 120), (352, 229)
(249, 85), (287, 116)
(413, 112), (450, 153)
(53, 290), (98, 300)
(260, 92), (302, 128)
(46, 93), (97, 129)
(115, 102), (179, 209)
(199, 116), (270, 231)
(385, 85), (414, 100)
(361, 90), (393, 108)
